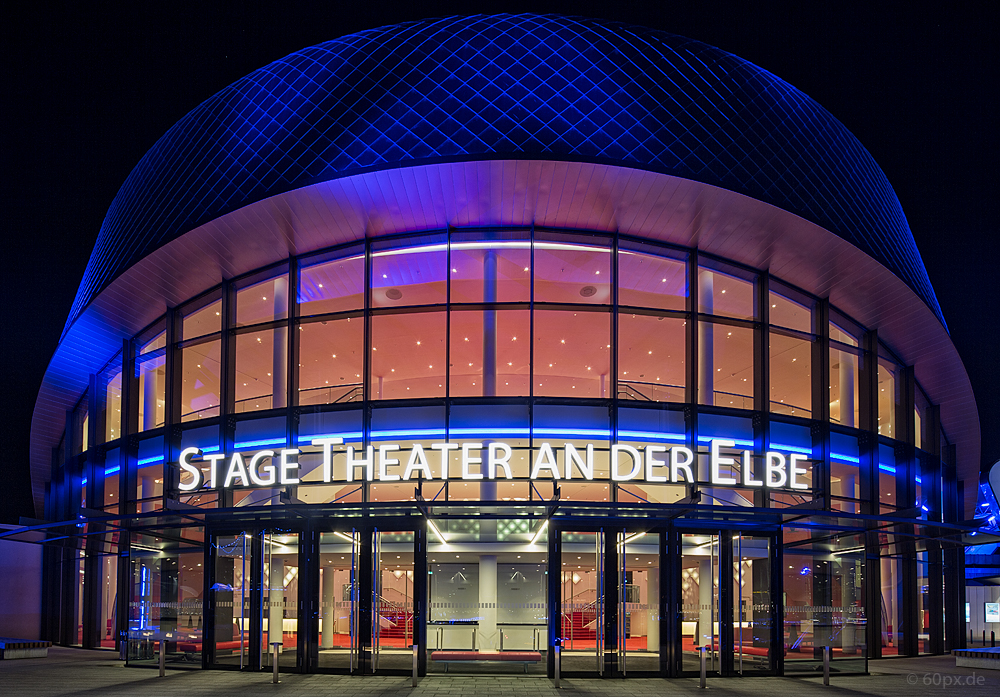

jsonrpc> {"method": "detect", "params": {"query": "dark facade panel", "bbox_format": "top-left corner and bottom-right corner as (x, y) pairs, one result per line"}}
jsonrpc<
(65, 13), (942, 337)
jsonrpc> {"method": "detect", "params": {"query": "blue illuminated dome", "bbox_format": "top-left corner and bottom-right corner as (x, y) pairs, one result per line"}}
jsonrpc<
(71, 13), (940, 333)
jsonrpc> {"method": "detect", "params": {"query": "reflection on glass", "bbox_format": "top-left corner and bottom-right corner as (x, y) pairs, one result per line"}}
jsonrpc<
(298, 318), (364, 405)
(126, 533), (204, 666)
(618, 314), (685, 402)
(783, 529), (866, 670)
(769, 333), (812, 418)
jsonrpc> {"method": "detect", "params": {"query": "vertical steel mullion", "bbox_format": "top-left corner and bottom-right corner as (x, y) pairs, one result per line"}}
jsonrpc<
(685, 251), (699, 503)
(610, 231), (619, 505)
(362, 240), (372, 505)
(219, 281), (236, 510)
(754, 275), (770, 508)
(286, 256), (299, 452)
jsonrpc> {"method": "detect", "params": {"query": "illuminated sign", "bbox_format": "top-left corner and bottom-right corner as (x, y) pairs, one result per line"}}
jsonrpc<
(986, 602), (1000, 623)
(177, 437), (811, 493)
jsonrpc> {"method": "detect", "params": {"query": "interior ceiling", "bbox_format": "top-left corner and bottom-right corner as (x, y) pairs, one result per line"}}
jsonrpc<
(30, 160), (980, 518)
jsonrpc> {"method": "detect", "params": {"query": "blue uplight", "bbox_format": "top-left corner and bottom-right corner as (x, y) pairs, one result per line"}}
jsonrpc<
(232, 437), (287, 449)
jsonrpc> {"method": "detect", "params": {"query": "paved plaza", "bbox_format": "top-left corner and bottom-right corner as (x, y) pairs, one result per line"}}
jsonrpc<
(1, 648), (998, 697)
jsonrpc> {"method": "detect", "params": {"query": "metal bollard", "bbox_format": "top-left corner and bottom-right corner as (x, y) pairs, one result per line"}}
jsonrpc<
(993, 631), (996, 648)
(271, 642), (281, 684)
(554, 641), (561, 688)
(984, 630), (987, 646)
(412, 644), (419, 687)
(159, 637), (165, 677)
(823, 645), (830, 686)
(699, 645), (707, 689)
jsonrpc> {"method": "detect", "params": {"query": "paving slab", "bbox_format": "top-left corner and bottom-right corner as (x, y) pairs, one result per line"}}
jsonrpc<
(0, 648), (997, 697)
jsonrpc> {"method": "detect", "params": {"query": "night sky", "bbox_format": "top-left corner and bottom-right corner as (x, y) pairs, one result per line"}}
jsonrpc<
(3, 2), (997, 524)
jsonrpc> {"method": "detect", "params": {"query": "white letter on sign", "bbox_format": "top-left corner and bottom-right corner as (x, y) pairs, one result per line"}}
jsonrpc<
(710, 440), (738, 485)
(611, 444), (641, 481)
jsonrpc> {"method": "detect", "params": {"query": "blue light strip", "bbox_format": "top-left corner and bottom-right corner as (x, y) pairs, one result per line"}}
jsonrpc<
(617, 430), (685, 442)
(104, 466), (120, 476)
(232, 437), (287, 449)
(298, 432), (363, 444)
(830, 452), (861, 464)
(878, 463), (897, 474)
(769, 442), (812, 455)
(697, 436), (755, 448)
(533, 428), (612, 438)
(449, 427), (531, 437)
(137, 455), (164, 467)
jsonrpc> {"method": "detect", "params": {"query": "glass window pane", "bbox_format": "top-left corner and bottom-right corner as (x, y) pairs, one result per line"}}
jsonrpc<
(181, 339), (221, 422)
(770, 332), (812, 418)
(699, 322), (753, 408)
(182, 298), (221, 340)
(297, 317), (364, 405)
(370, 311), (446, 399)
(372, 239), (447, 308)
(534, 309), (610, 397)
(236, 273), (289, 327)
(137, 332), (165, 432)
(235, 329), (286, 413)
(104, 364), (122, 442)
(830, 321), (859, 347)
(449, 309), (529, 397)
(450, 236), (531, 303)
(299, 251), (365, 315)
(699, 267), (754, 320)
(618, 247), (686, 310)
(533, 237), (611, 304)
(618, 314), (686, 402)
(769, 290), (812, 333)
(830, 347), (860, 428)
(878, 360), (898, 437)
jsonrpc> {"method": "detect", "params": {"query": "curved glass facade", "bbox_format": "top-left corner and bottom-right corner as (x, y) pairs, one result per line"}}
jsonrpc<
(47, 227), (959, 676)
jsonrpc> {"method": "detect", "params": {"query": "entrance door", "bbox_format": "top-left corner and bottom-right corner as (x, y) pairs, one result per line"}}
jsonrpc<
(261, 530), (301, 671)
(732, 534), (774, 675)
(209, 532), (253, 669)
(371, 529), (415, 673)
(680, 533), (721, 675)
(617, 530), (660, 675)
(559, 530), (605, 676)
(316, 530), (359, 672)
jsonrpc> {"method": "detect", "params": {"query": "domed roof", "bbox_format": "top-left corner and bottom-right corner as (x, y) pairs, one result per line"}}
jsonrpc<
(68, 13), (942, 332)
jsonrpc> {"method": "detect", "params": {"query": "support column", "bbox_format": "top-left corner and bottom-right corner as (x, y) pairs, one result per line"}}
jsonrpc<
(269, 557), (285, 655)
(698, 558), (714, 651)
(479, 555), (498, 651)
(321, 566), (336, 649)
(272, 277), (288, 409)
(141, 361), (160, 430)
(839, 353), (856, 427)
(646, 567), (659, 651)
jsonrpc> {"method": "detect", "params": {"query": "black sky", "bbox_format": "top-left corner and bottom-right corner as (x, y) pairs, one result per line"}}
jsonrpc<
(3, 1), (997, 523)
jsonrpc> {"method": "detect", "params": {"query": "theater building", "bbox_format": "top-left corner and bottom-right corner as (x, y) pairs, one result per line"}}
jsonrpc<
(19, 14), (979, 678)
